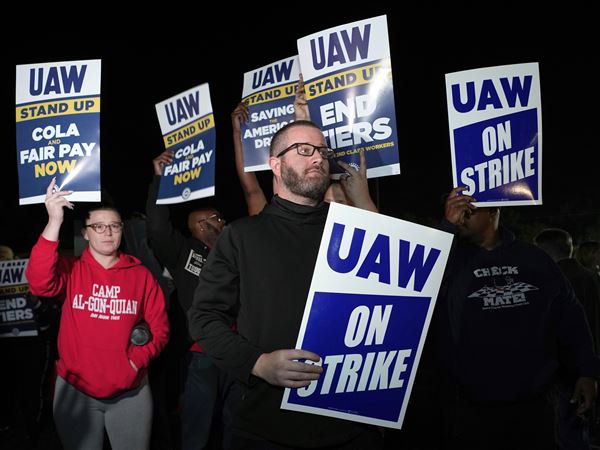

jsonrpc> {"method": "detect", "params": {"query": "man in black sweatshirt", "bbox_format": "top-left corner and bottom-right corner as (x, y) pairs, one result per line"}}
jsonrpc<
(534, 228), (600, 351)
(534, 227), (600, 449)
(147, 150), (226, 450)
(188, 121), (383, 449)
(436, 187), (600, 450)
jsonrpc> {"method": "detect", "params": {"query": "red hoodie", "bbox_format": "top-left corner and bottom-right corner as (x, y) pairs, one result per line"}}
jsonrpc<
(26, 235), (169, 398)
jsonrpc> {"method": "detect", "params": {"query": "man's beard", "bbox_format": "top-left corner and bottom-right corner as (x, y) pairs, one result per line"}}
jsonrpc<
(281, 159), (330, 202)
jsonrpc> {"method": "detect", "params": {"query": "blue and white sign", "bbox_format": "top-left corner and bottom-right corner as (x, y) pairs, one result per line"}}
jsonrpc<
(241, 56), (300, 172)
(16, 59), (102, 205)
(445, 63), (542, 206)
(0, 259), (37, 338)
(281, 203), (453, 429)
(297, 15), (400, 178)
(155, 83), (216, 204)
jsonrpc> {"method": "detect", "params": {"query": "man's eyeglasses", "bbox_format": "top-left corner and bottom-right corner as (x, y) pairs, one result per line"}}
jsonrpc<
(198, 213), (225, 224)
(275, 142), (334, 159)
(85, 222), (124, 234)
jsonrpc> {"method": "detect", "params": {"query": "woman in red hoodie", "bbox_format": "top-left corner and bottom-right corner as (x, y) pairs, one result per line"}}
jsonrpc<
(26, 178), (169, 450)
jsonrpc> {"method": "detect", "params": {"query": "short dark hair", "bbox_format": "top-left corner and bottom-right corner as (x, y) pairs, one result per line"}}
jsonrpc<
(269, 120), (322, 157)
(84, 206), (121, 225)
(533, 228), (572, 260)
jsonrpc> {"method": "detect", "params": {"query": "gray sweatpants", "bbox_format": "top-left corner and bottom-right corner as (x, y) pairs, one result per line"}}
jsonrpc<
(53, 375), (153, 450)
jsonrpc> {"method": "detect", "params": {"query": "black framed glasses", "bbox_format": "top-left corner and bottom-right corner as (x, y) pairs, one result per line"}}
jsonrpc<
(198, 213), (225, 224)
(276, 142), (334, 159)
(85, 222), (124, 233)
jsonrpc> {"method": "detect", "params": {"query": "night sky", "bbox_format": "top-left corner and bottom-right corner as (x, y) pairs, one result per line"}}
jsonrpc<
(2, 7), (597, 255)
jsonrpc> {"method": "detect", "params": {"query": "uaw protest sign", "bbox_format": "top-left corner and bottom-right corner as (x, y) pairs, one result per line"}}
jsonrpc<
(240, 55), (300, 172)
(297, 15), (400, 179)
(155, 83), (216, 204)
(445, 62), (542, 206)
(1, 259), (37, 337)
(282, 203), (453, 429)
(16, 59), (102, 205)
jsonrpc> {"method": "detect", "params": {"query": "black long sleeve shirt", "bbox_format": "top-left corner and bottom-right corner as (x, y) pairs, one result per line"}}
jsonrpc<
(187, 196), (372, 447)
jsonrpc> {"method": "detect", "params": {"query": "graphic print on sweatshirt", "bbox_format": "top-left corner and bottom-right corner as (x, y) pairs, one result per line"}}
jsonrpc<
(468, 265), (538, 310)
(185, 249), (206, 276)
(72, 283), (138, 320)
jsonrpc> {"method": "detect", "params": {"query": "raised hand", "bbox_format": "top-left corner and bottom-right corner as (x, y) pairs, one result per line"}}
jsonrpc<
(152, 150), (174, 176)
(444, 186), (476, 226)
(231, 101), (267, 215)
(294, 73), (310, 121)
(45, 177), (73, 222)
(231, 102), (249, 134)
(42, 177), (73, 241)
(337, 151), (378, 212)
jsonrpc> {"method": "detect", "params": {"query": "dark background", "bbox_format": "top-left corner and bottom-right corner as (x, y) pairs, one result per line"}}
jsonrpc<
(2, 7), (598, 255)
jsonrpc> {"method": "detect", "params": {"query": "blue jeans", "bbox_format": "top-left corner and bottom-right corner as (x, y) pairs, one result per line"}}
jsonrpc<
(181, 352), (219, 450)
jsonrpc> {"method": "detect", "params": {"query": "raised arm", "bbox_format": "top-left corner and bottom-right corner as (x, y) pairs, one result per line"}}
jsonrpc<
(146, 150), (186, 270)
(294, 73), (310, 121)
(42, 177), (73, 241)
(337, 151), (378, 212)
(232, 102), (268, 216)
(26, 178), (74, 298)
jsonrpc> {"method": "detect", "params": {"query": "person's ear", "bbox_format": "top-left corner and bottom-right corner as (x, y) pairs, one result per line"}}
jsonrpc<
(269, 155), (281, 177)
(81, 228), (89, 241)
